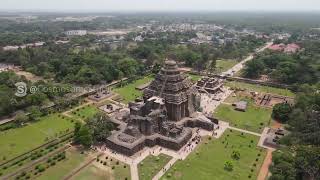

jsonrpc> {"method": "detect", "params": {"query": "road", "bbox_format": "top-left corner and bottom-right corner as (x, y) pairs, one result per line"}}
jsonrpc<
(221, 42), (273, 77)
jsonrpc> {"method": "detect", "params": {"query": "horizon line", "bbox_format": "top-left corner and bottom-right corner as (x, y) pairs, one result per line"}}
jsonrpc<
(1, 9), (320, 14)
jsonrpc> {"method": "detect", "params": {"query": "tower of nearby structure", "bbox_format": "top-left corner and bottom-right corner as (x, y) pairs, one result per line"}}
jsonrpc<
(143, 60), (199, 121)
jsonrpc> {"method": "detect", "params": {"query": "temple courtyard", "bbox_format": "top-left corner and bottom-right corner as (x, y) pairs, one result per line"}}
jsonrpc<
(0, 57), (293, 180)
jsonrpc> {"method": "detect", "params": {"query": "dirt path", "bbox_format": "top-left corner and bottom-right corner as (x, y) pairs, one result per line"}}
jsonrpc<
(258, 149), (273, 180)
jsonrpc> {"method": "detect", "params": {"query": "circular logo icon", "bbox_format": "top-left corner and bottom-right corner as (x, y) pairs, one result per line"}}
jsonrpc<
(15, 82), (27, 97)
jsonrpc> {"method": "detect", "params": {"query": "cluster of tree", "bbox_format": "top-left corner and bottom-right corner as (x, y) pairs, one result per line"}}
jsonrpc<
(73, 112), (114, 148)
(128, 34), (265, 73)
(270, 84), (320, 180)
(243, 42), (319, 85)
(0, 71), (70, 117)
(0, 44), (145, 85)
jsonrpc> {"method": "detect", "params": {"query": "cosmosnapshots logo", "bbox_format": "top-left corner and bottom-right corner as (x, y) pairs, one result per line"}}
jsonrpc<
(15, 82), (27, 97)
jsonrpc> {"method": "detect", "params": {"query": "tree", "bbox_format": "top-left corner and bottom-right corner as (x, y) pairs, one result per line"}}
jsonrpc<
(243, 59), (265, 78)
(270, 150), (296, 180)
(224, 161), (233, 171)
(272, 103), (292, 122)
(27, 106), (42, 121)
(231, 150), (240, 160)
(208, 59), (217, 75)
(86, 112), (114, 142)
(74, 121), (82, 135)
(74, 125), (92, 148)
(14, 112), (29, 125)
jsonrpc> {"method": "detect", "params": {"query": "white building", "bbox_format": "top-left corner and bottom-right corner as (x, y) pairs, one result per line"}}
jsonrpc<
(65, 30), (87, 36)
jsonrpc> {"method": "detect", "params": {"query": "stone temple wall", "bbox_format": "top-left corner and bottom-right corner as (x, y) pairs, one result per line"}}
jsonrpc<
(105, 130), (192, 156)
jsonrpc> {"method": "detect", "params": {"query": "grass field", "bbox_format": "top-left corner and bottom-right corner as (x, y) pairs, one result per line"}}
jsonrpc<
(69, 105), (99, 121)
(139, 154), (172, 180)
(72, 154), (131, 180)
(188, 74), (202, 83)
(36, 147), (88, 180)
(214, 101), (272, 133)
(162, 131), (266, 180)
(113, 75), (154, 103)
(225, 81), (295, 97)
(216, 59), (238, 73)
(70, 163), (110, 180)
(0, 114), (74, 163)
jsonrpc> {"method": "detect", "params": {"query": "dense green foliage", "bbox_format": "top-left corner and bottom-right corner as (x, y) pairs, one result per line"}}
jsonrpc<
(272, 103), (292, 123)
(74, 112), (114, 147)
(0, 71), (71, 117)
(0, 45), (145, 84)
(270, 85), (320, 180)
(243, 41), (320, 85)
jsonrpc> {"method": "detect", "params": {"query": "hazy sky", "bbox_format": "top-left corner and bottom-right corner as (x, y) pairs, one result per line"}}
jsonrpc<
(1, 0), (319, 12)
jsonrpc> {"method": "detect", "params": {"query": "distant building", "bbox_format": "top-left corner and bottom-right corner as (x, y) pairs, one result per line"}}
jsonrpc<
(133, 35), (144, 42)
(268, 43), (301, 54)
(268, 43), (286, 51)
(2, 42), (45, 51)
(65, 30), (87, 36)
(2, 46), (20, 51)
(284, 43), (300, 54)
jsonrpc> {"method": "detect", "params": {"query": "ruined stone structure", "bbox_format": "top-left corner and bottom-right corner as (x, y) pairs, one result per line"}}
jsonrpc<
(106, 60), (214, 156)
(196, 77), (224, 94)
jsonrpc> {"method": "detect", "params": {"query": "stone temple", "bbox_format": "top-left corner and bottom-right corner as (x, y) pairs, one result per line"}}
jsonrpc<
(106, 60), (214, 156)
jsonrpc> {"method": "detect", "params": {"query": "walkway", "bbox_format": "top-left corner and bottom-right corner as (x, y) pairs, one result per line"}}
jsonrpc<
(228, 126), (262, 137)
(0, 117), (15, 125)
(257, 149), (274, 180)
(221, 42), (273, 77)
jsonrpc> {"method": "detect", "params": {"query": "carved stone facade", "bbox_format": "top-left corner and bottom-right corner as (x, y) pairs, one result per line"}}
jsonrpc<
(106, 60), (215, 156)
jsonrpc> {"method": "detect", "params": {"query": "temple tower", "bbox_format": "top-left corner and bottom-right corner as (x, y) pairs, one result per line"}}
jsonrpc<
(143, 60), (197, 121)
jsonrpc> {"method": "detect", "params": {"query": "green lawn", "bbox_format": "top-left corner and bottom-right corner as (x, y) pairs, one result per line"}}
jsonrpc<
(225, 81), (295, 97)
(216, 59), (238, 73)
(70, 164), (110, 180)
(139, 154), (172, 180)
(214, 101), (272, 133)
(113, 75), (154, 104)
(0, 114), (74, 163)
(188, 74), (202, 83)
(72, 157), (131, 180)
(162, 131), (266, 180)
(69, 105), (99, 121)
(36, 148), (87, 180)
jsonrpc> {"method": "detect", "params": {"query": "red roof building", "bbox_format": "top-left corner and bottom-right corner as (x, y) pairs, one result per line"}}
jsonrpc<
(284, 43), (300, 53)
(268, 43), (286, 51)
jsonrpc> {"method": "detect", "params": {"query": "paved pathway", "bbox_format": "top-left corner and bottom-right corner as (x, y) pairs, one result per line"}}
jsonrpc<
(221, 42), (273, 77)
(152, 157), (178, 180)
(0, 117), (15, 125)
(228, 126), (262, 137)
